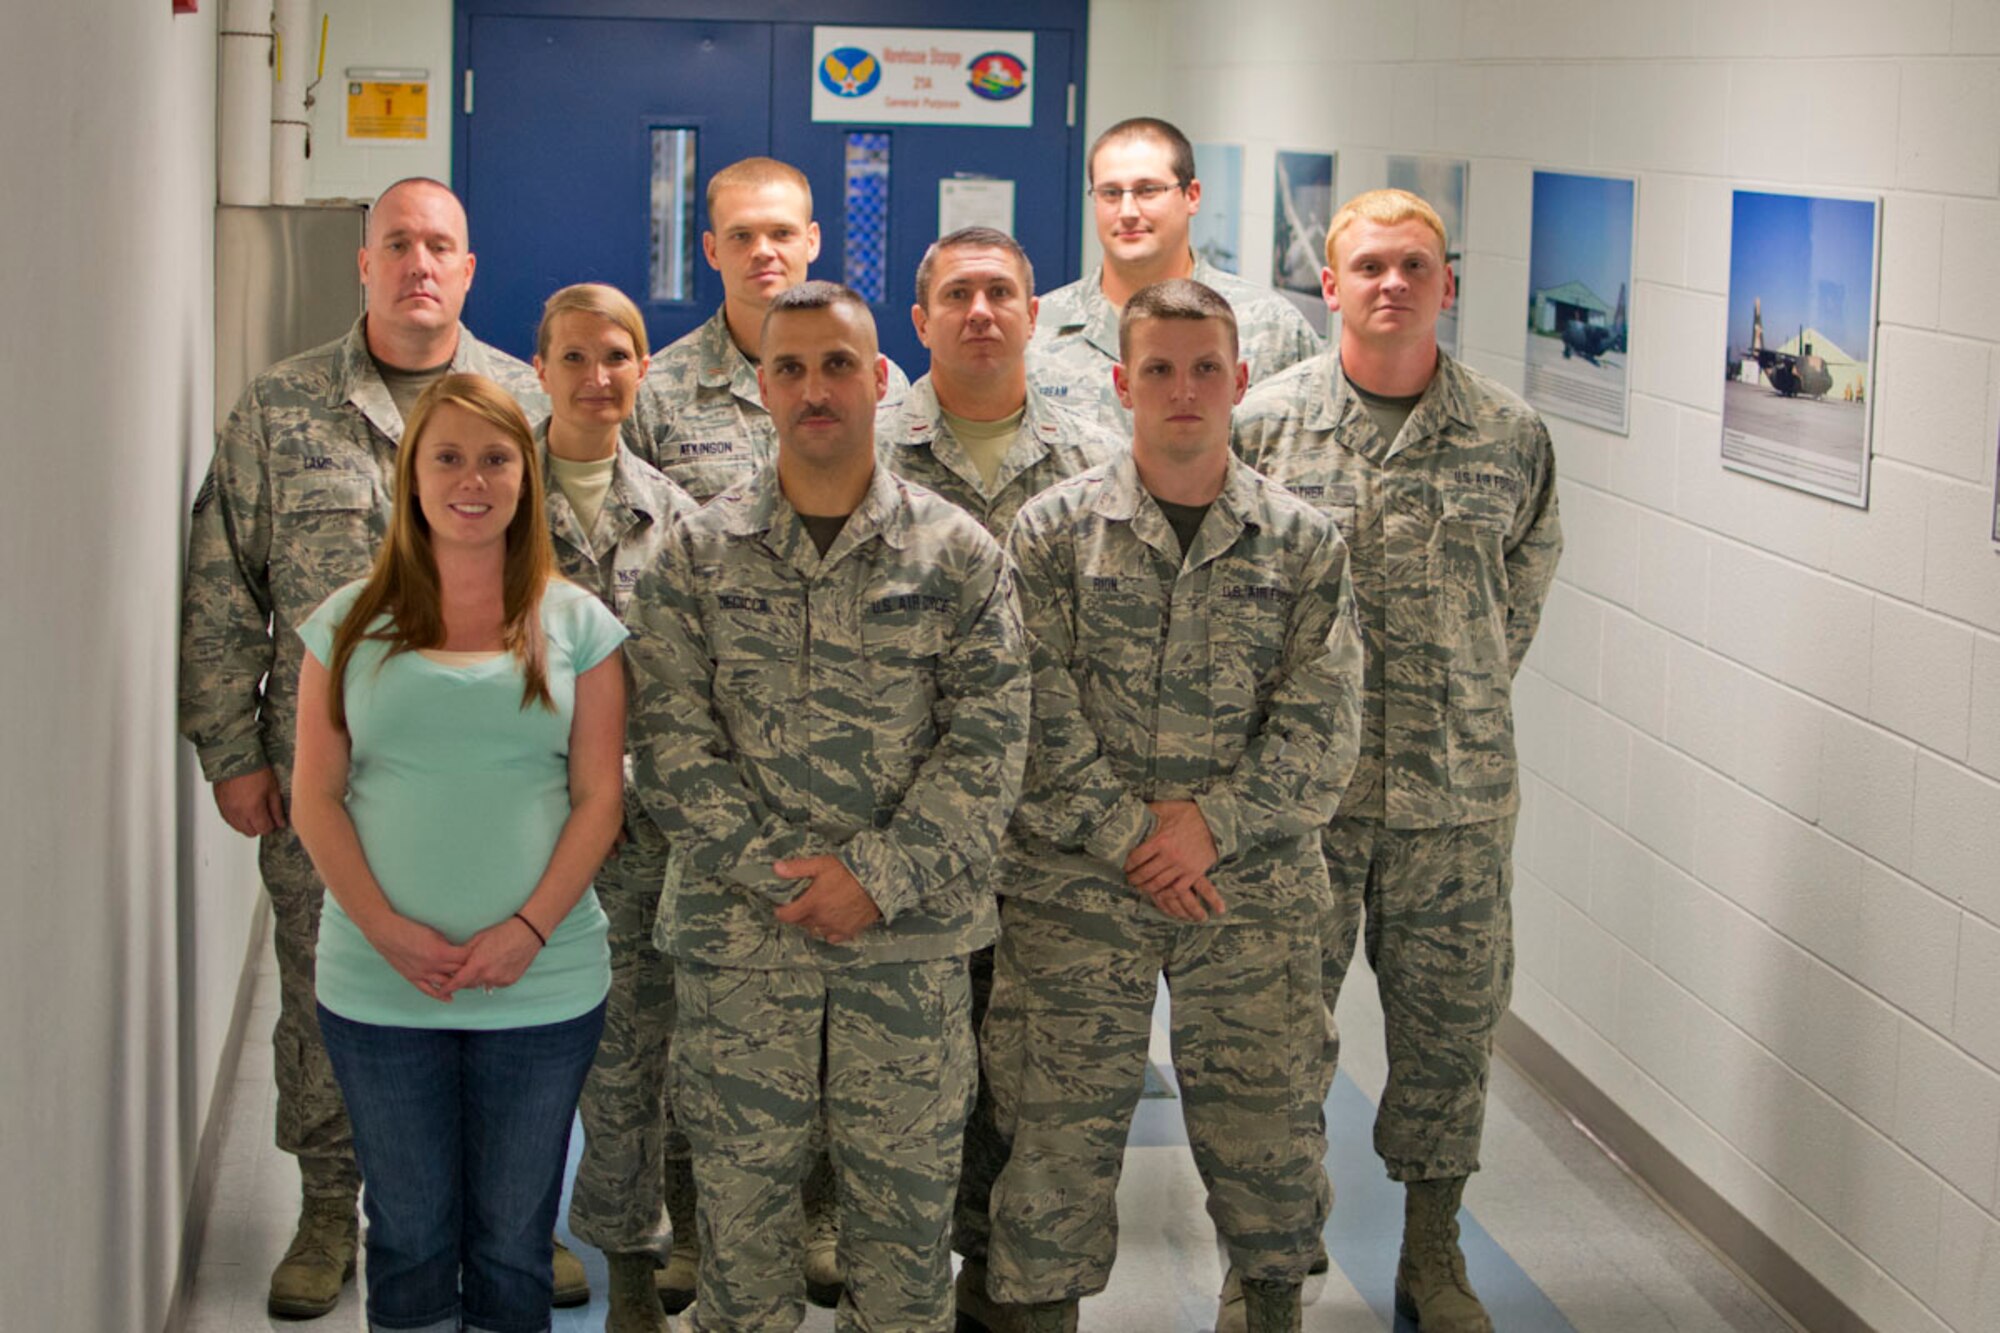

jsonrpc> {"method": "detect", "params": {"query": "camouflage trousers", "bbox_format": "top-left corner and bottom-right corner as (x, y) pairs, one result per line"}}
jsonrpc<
(984, 897), (1328, 1303)
(1321, 815), (1516, 1182)
(950, 943), (1005, 1262)
(261, 830), (359, 1200)
(672, 956), (974, 1332)
(569, 848), (689, 1253)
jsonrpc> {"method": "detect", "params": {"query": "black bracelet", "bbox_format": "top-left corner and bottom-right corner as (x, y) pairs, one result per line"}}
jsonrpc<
(513, 911), (548, 947)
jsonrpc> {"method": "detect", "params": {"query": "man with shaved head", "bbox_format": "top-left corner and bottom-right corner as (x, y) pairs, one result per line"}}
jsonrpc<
(180, 176), (548, 1318)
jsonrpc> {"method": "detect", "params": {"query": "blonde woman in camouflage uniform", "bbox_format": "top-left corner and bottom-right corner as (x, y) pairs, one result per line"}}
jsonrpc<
(179, 178), (561, 1318)
(1235, 190), (1563, 1333)
(531, 284), (699, 1333)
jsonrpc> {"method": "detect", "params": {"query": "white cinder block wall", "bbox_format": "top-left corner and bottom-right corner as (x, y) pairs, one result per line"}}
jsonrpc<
(1089, 2), (2000, 1330)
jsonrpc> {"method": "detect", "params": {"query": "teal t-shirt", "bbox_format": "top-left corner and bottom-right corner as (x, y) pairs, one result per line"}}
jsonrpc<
(297, 578), (626, 1029)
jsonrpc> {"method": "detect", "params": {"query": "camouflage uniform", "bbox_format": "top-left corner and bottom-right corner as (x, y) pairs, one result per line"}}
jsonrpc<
(631, 305), (911, 501)
(1234, 350), (1562, 1182)
(983, 452), (1364, 1303)
(1027, 255), (1321, 433)
(624, 463), (1029, 1331)
(179, 318), (542, 1203)
(874, 372), (1118, 1266)
(876, 373), (1121, 539)
(535, 425), (700, 1254)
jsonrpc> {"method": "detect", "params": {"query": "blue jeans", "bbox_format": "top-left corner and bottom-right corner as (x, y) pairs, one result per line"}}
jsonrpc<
(317, 1002), (606, 1333)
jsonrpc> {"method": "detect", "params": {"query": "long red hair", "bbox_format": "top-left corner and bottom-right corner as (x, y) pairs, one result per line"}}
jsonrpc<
(325, 373), (558, 726)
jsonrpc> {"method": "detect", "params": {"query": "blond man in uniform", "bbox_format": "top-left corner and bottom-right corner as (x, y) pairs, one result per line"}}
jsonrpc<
(1235, 190), (1563, 1333)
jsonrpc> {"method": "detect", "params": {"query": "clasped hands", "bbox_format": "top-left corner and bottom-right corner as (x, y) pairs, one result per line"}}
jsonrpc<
(1123, 800), (1226, 921)
(377, 912), (546, 1003)
(773, 856), (883, 945)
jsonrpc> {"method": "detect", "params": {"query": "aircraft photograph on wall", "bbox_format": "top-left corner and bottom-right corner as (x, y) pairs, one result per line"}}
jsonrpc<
(1524, 170), (1635, 435)
(1721, 188), (1881, 508)
(1271, 148), (1335, 336)
(1192, 141), (1244, 276)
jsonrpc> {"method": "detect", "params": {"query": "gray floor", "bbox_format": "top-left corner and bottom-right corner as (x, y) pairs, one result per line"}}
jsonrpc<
(180, 930), (1795, 1332)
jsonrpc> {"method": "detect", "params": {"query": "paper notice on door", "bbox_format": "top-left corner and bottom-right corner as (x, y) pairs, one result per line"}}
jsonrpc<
(939, 178), (1016, 237)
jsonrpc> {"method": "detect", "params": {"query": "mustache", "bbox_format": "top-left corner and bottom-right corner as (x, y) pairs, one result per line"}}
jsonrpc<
(794, 406), (842, 423)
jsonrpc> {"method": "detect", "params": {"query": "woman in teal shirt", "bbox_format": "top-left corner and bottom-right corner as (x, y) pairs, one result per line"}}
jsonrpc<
(292, 372), (627, 1333)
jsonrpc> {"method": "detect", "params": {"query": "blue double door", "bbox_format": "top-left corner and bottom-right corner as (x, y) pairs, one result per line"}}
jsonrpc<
(456, 3), (1087, 375)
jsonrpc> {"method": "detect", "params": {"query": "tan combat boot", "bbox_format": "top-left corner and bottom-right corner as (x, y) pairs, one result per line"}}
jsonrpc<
(801, 1154), (842, 1309)
(266, 1195), (356, 1319)
(1010, 1299), (1080, 1333)
(658, 1155), (700, 1315)
(552, 1235), (589, 1308)
(1215, 1266), (1247, 1333)
(951, 1256), (1013, 1332)
(1394, 1177), (1492, 1332)
(606, 1251), (669, 1333)
(1240, 1277), (1303, 1333)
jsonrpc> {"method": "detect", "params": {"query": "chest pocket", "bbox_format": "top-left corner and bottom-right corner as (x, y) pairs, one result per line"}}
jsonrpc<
(665, 456), (759, 505)
(1073, 580), (1158, 686)
(1211, 583), (1292, 733)
(707, 595), (802, 760)
(276, 470), (374, 515)
(860, 608), (948, 795)
(1432, 487), (1513, 707)
(272, 471), (379, 613)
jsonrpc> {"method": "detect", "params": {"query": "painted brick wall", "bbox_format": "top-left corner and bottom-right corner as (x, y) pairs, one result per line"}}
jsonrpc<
(1109, 2), (2000, 1328)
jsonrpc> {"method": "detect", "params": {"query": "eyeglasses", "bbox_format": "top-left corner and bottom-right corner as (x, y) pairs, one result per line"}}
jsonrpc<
(1090, 181), (1185, 207)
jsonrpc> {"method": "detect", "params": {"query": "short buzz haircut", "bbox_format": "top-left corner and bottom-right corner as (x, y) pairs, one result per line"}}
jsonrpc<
(1088, 117), (1196, 188)
(760, 279), (878, 346)
(1324, 188), (1450, 266)
(705, 157), (813, 222)
(366, 176), (464, 242)
(1118, 279), (1239, 363)
(913, 227), (1036, 308)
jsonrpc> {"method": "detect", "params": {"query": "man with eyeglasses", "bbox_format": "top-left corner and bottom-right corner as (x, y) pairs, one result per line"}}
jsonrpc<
(1028, 117), (1320, 434)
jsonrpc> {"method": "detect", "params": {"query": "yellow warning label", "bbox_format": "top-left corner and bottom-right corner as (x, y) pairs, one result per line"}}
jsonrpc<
(346, 81), (428, 141)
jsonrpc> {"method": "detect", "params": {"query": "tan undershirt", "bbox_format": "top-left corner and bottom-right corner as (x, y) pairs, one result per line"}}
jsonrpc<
(941, 406), (1025, 492)
(548, 453), (617, 539)
(374, 357), (452, 431)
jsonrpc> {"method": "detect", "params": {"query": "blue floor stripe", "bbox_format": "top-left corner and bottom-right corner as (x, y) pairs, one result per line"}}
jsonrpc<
(556, 1068), (1577, 1330)
(1322, 1072), (1576, 1331)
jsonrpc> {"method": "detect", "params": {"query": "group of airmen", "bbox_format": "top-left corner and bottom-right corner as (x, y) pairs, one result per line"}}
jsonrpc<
(180, 113), (1560, 1333)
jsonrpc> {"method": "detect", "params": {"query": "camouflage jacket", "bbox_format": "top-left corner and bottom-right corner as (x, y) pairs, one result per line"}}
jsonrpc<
(1026, 254), (1322, 433)
(1234, 351), (1563, 829)
(179, 317), (542, 785)
(538, 424), (696, 871)
(625, 462), (1030, 968)
(1001, 451), (1363, 922)
(875, 373), (1121, 539)
(630, 305), (910, 501)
